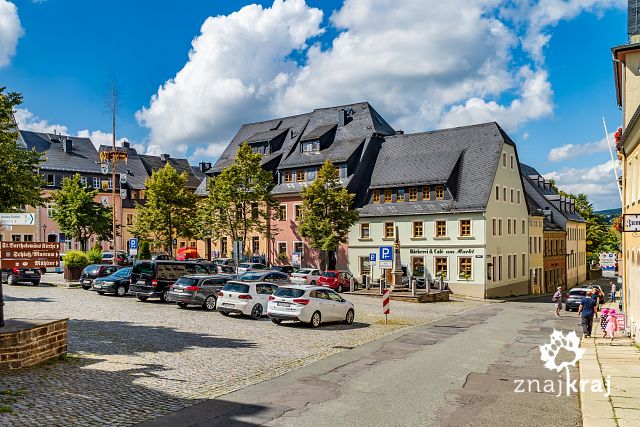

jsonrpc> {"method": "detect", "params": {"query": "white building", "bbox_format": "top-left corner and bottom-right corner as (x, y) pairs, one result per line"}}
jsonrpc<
(348, 122), (530, 298)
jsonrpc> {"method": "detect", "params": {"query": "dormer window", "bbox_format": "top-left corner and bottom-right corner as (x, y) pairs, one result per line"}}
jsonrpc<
(302, 140), (320, 153)
(251, 143), (269, 155)
(283, 170), (293, 183)
(296, 170), (305, 182)
(435, 185), (445, 200)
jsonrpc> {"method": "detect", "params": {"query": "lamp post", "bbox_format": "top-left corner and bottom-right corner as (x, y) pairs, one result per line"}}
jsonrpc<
(43, 224), (47, 242)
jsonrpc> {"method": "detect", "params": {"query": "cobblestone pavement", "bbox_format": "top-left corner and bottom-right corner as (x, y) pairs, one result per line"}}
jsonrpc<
(0, 277), (485, 426)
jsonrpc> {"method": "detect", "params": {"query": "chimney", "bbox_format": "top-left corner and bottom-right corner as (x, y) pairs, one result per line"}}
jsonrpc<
(160, 153), (170, 161)
(62, 138), (73, 154)
(338, 109), (347, 127)
(199, 161), (211, 173)
(542, 207), (552, 219)
(121, 140), (130, 149)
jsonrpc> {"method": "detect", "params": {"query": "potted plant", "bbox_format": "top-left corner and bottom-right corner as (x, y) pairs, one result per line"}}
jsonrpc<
(63, 251), (89, 281)
(278, 252), (288, 262)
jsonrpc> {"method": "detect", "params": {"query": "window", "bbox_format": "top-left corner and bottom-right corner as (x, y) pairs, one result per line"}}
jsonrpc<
(80, 177), (87, 188)
(93, 177), (100, 188)
(22, 235), (33, 242)
(126, 213), (134, 226)
(384, 189), (393, 203)
(522, 253), (526, 277)
(397, 188), (406, 202)
(435, 185), (444, 200)
(423, 186), (430, 200)
(510, 155), (514, 170)
(498, 219), (502, 236)
(502, 152), (507, 167)
(283, 170), (293, 183)
(107, 178), (113, 190)
(293, 241), (304, 254)
(277, 242), (287, 257)
(277, 205), (287, 221)
(510, 189), (514, 203)
(459, 257), (472, 279)
(190, 241), (197, 248)
(460, 220), (471, 237)
(495, 186), (499, 200)
(360, 257), (371, 275)
(11, 235), (21, 241)
(251, 203), (259, 219)
(522, 219), (526, 234)
(517, 190), (521, 204)
(296, 170), (305, 182)
(302, 140), (319, 152)
(372, 190), (380, 204)
(412, 257), (424, 276)
(46, 203), (55, 218)
(412, 221), (423, 238)
(409, 187), (418, 201)
(492, 218), (497, 236)
(220, 237), (228, 256)
(435, 257), (448, 279)
(435, 220), (446, 237)
(252, 236), (260, 254)
(360, 223), (370, 239)
(507, 219), (511, 235)
(294, 205), (302, 221)
(306, 168), (316, 181)
(513, 254), (517, 278)
(503, 187), (507, 201)
(384, 222), (394, 238)
(46, 174), (55, 186)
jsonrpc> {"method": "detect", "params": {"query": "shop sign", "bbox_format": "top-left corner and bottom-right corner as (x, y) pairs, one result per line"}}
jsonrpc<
(623, 214), (640, 232)
(409, 248), (475, 255)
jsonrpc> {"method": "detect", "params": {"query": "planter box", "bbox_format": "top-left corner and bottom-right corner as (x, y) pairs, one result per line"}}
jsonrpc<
(64, 266), (83, 281)
(0, 318), (68, 370)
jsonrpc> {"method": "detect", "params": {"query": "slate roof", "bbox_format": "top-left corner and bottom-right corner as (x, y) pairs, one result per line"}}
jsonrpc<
(98, 145), (149, 190)
(211, 102), (395, 173)
(139, 154), (201, 189)
(359, 122), (511, 217)
(20, 130), (102, 173)
(279, 138), (364, 169)
(300, 124), (336, 141)
(191, 166), (205, 181)
(247, 128), (289, 144)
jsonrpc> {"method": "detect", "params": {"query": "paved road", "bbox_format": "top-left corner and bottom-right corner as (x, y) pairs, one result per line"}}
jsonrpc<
(140, 296), (583, 427)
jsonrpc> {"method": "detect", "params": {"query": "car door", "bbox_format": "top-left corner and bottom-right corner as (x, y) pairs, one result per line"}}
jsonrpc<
(327, 289), (348, 321)
(315, 289), (337, 321)
(255, 283), (274, 309)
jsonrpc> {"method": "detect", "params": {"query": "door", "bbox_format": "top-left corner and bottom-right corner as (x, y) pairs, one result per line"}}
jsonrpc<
(327, 290), (347, 320)
(316, 289), (339, 321)
(255, 283), (275, 310)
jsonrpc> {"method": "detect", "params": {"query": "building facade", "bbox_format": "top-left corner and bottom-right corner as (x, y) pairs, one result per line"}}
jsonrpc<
(528, 212), (544, 294)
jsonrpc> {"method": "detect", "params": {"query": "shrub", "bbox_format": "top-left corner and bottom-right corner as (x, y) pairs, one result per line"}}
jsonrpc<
(63, 251), (89, 269)
(138, 241), (151, 260)
(86, 247), (102, 264)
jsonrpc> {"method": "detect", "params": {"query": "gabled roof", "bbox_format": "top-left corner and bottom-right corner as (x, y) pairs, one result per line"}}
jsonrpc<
(139, 154), (201, 189)
(20, 130), (102, 173)
(98, 145), (149, 190)
(360, 122), (509, 217)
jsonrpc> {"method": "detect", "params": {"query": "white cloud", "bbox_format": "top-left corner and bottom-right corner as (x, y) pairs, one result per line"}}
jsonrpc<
(76, 129), (128, 149)
(0, 0), (22, 67)
(14, 108), (69, 135)
(544, 160), (622, 209)
(548, 131), (616, 162)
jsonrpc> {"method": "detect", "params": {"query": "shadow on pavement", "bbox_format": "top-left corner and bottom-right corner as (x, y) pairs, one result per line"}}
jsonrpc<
(136, 399), (269, 427)
(3, 295), (53, 303)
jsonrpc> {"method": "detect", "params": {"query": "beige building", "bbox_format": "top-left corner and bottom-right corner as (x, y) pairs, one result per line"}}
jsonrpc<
(527, 211), (545, 294)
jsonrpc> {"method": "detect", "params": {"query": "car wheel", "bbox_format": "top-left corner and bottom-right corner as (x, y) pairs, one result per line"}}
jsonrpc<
(203, 296), (217, 311)
(97, 291), (105, 295)
(115, 285), (127, 297)
(310, 311), (321, 328)
(81, 284), (91, 290)
(272, 319), (283, 325)
(310, 280), (316, 286)
(250, 304), (263, 320)
(337, 284), (343, 293)
(177, 302), (188, 308)
(160, 289), (169, 303)
(7, 274), (15, 286)
(136, 295), (148, 302)
(344, 309), (355, 325)
(33, 281), (40, 287)
(565, 306), (569, 311)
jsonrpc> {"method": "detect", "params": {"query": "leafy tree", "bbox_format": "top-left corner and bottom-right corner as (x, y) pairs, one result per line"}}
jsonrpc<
(51, 174), (112, 251)
(0, 88), (45, 213)
(299, 160), (359, 270)
(130, 163), (196, 256)
(198, 143), (275, 255)
(138, 241), (151, 260)
(86, 247), (103, 264)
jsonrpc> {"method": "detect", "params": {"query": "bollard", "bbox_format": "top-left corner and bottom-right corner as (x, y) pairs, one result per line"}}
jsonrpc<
(350, 277), (355, 292)
(411, 277), (416, 297)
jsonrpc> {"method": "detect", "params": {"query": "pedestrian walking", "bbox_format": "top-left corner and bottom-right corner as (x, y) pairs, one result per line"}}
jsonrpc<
(600, 308), (610, 338)
(605, 309), (619, 342)
(578, 290), (598, 338)
(552, 287), (563, 316)
(610, 281), (617, 303)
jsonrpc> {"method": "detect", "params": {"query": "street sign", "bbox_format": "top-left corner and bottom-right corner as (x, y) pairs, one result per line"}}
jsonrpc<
(129, 238), (138, 256)
(120, 189), (127, 199)
(233, 240), (243, 262)
(101, 196), (109, 207)
(379, 246), (393, 261)
(0, 241), (60, 269)
(369, 253), (376, 263)
(379, 260), (393, 269)
(624, 214), (640, 232)
(0, 213), (35, 226)
(292, 251), (301, 268)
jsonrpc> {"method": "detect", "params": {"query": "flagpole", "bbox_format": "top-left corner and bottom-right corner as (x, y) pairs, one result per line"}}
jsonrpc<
(602, 115), (623, 204)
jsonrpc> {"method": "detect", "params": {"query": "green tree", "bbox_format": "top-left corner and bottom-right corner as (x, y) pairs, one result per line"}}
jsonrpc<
(130, 163), (196, 256)
(138, 240), (151, 260)
(198, 143), (275, 256)
(298, 160), (359, 270)
(0, 88), (45, 212)
(51, 174), (112, 251)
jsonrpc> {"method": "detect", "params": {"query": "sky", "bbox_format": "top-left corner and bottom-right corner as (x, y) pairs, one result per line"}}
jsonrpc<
(0, 0), (629, 210)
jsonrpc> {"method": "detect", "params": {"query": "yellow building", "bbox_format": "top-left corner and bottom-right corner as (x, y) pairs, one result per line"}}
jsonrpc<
(528, 212), (545, 294)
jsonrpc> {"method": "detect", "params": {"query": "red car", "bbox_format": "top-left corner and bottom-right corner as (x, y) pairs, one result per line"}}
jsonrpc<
(318, 270), (354, 293)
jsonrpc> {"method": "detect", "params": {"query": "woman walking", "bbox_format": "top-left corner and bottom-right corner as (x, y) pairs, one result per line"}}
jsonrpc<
(552, 287), (563, 316)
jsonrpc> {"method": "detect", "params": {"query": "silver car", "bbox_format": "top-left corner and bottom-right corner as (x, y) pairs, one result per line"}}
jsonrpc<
(237, 262), (268, 273)
(290, 268), (322, 286)
(167, 274), (229, 310)
(237, 270), (291, 285)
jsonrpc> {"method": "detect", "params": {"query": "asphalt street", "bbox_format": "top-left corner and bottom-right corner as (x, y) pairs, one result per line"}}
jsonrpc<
(139, 295), (583, 427)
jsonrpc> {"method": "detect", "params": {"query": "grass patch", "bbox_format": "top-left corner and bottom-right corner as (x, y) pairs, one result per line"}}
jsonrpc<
(374, 318), (411, 326)
(0, 405), (12, 413)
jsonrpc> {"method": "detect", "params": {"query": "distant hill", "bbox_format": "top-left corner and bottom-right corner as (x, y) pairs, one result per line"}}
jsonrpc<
(596, 208), (622, 224)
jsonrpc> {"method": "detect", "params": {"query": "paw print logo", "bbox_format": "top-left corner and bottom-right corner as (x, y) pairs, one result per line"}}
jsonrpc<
(539, 330), (585, 372)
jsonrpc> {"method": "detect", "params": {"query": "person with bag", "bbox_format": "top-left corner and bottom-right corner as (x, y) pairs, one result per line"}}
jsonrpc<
(552, 287), (563, 316)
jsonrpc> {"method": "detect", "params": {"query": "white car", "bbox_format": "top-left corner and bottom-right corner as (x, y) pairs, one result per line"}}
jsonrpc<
(267, 285), (355, 328)
(236, 262), (268, 274)
(290, 268), (322, 286)
(217, 281), (278, 319)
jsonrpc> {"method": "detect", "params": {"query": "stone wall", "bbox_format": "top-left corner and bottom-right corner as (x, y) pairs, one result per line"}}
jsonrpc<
(0, 318), (68, 370)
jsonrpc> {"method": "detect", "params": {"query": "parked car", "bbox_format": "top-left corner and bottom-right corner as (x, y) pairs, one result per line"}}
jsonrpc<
(128, 260), (210, 302)
(101, 251), (130, 266)
(270, 265), (298, 275)
(237, 270), (291, 285)
(1, 267), (41, 286)
(167, 274), (230, 310)
(267, 285), (355, 328)
(79, 264), (121, 290)
(91, 267), (132, 297)
(212, 258), (236, 271)
(237, 262), (268, 273)
(290, 268), (322, 286)
(565, 288), (589, 311)
(318, 270), (355, 293)
(217, 281), (278, 319)
(44, 254), (65, 274)
(151, 252), (175, 261)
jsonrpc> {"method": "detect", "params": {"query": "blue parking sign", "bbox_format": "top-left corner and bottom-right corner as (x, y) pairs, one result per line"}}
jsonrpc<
(129, 238), (138, 249)
(369, 253), (376, 262)
(379, 246), (393, 261)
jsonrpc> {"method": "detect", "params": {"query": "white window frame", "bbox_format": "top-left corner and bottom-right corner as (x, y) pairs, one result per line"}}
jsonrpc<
(93, 177), (100, 188)
(277, 204), (287, 221)
(412, 221), (424, 238)
(276, 241), (288, 256)
(293, 204), (302, 221)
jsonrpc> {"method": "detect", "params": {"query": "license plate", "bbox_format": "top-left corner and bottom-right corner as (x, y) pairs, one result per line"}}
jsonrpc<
(222, 303), (234, 308)
(93, 284), (101, 289)
(277, 302), (291, 307)
(137, 281), (146, 285)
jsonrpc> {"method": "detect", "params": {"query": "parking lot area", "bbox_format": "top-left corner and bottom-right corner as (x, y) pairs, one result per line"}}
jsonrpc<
(1, 276), (484, 426)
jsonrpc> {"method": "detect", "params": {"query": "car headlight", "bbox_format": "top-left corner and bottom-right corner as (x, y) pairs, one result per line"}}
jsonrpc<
(103, 281), (115, 286)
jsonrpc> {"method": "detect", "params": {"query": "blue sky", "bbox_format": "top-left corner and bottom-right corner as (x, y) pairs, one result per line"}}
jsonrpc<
(0, 0), (628, 209)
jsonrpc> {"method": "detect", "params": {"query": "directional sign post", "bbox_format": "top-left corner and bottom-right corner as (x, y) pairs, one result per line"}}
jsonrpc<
(0, 213), (35, 226)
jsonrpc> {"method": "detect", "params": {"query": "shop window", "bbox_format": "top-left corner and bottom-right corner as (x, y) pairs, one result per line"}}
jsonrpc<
(412, 257), (424, 277)
(277, 205), (287, 221)
(435, 257), (448, 279)
(409, 187), (418, 201)
(412, 222), (423, 238)
(384, 222), (394, 239)
(435, 185), (444, 200)
(360, 223), (370, 239)
(435, 221), (446, 237)
(384, 189), (393, 203)
(296, 170), (305, 182)
(423, 186), (430, 200)
(459, 220), (471, 237)
(459, 257), (472, 279)
(372, 190), (380, 204)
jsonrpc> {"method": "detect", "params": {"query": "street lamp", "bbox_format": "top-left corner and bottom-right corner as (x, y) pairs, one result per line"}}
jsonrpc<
(43, 224), (47, 242)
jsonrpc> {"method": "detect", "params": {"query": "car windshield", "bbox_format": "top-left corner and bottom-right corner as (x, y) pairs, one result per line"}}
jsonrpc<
(84, 265), (100, 274)
(238, 263), (250, 268)
(113, 268), (132, 278)
(570, 290), (587, 296)
(238, 272), (264, 281)
(297, 269), (313, 274)
(102, 253), (113, 259)
(223, 282), (250, 293)
(175, 277), (198, 286)
(133, 262), (155, 275)
(322, 272), (337, 278)
(274, 288), (306, 298)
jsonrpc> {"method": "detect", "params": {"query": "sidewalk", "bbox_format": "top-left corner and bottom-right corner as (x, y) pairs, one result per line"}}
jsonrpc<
(580, 302), (640, 427)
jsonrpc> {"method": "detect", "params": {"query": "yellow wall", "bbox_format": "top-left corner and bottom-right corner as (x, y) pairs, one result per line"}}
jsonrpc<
(565, 221), (587, 288)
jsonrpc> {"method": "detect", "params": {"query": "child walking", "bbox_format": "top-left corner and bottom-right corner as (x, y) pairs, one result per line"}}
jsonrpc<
(605, 309), (618, 342)
(600, 308), (610, 338)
